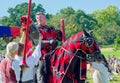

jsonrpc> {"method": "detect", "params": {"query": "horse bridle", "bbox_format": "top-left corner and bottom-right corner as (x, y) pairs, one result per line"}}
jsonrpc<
(80, 34), (101, 61)
(61, 33), (100, 61)
(80, 34), (95, 47)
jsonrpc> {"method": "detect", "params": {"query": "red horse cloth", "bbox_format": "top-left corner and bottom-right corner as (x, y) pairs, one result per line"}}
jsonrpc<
(48, 30), (100, 83)
(49, 32), (87, 83)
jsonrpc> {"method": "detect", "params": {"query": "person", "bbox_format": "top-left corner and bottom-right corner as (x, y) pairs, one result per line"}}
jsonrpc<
(0, 31), (42, 83)
(31, 12), (62, 83)
(88, 55), (109, 83)
(0, 42), (18, 83)
(13, 31), (43, 83)
(0, 71), (2, 83)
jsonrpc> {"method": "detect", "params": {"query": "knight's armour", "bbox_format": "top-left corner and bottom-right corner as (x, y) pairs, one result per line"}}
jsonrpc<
(38, 26), (62, 54)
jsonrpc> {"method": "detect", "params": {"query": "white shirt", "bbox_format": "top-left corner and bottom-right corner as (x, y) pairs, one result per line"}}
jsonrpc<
(92, 62), (109, 83)
(0, 56), (4, 61)
(12, 44), (41, 81)
(0, 71), (2, 83)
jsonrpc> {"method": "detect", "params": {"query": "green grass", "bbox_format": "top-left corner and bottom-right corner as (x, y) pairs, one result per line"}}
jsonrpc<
(101, 48), (120, 58)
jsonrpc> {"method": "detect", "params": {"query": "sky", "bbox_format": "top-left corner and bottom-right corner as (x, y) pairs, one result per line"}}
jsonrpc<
(0, 0), (120, 18)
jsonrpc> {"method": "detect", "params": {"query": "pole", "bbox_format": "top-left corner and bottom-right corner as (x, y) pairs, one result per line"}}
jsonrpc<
(21, 0), (32, 67)
(19, 0), (32, 82)
(60, 19), (66, 44)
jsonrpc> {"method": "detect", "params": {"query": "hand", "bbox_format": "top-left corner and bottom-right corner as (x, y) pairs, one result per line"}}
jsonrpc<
(19, 31), (26, 44)
(21, 21), (34, 31)
(21, 23), (26, 31)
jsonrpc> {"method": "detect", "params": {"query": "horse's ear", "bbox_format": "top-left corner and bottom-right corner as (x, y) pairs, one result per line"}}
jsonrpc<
(89, 30), (94, 34)
(82, 29), (87, 34)
(82, 29), (88, 36)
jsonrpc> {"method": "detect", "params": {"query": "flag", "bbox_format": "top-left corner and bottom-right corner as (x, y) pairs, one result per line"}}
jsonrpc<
(0, 26), (20, 37)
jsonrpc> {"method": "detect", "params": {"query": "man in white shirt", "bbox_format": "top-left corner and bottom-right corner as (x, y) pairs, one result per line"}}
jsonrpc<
(12, 32), (43, 82)
(0, 71), (2, 83)
(89, 55), (109, 83)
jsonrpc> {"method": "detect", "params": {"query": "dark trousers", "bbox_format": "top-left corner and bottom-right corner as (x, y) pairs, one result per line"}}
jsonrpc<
(34, 57), (50, 83)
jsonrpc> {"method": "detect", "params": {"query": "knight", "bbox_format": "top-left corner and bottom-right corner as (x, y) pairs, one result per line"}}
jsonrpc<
(30, 12), (62, 83)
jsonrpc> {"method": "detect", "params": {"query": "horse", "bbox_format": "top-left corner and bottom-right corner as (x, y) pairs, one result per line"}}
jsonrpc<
(46, 29), (101, 83)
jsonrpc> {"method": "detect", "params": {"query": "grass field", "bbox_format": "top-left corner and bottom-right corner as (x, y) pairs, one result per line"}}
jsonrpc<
(101, 48), (120, 58)
(86, 72), (120, 83)
(86, 48), (120, 83)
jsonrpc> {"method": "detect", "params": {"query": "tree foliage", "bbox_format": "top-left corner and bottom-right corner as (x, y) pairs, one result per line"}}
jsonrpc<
(94, 24), (120, 45)
(114, 36), (120, 51)
(0, 2), (46, 51)
(1, 2), (45, 26)
(47, 7), (98, 38)
(92, 5), (120, 26)
(1, 3), (120, 50)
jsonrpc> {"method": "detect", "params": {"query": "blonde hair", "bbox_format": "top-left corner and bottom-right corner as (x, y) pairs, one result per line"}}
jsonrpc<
(5, 42), (18, 60)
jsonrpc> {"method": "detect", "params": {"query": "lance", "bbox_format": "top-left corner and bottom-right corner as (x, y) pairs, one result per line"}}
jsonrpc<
(21, 0), (32, 67)
(19, 0), (32, 82)
(60, 19), (66, 44)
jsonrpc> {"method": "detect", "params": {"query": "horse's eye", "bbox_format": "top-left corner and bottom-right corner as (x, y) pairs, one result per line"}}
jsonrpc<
(85, 38), (94, 47)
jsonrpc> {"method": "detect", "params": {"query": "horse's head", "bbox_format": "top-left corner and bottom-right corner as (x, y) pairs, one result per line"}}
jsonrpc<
(78, 29), (101, 61)
(63, 29), (101, 61)
(80, 29), (100, 53)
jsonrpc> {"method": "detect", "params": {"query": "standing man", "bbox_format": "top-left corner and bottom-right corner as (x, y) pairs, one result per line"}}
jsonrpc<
(31, 12), (62, 83)
(88, 55), (109, 83)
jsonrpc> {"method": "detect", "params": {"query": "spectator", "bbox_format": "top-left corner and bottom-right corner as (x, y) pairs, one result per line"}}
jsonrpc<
(0, 31), (42, 83)
(0, 42), (18, 83)
(13, 31), (43, 83)
(88, 56), (109, 83)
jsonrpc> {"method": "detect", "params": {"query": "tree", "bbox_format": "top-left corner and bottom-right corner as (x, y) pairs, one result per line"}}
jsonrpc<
(1, 2), (45, 26)
(47, 7), (98, 38)
(0, 2), (46, 51)
(92, 5), (120, 26)
(94, 24), (120, 45)
(114, 36), (120, 51)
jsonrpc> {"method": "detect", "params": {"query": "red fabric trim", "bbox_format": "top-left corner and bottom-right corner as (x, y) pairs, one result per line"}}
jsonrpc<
(10, 26), (20, 37)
